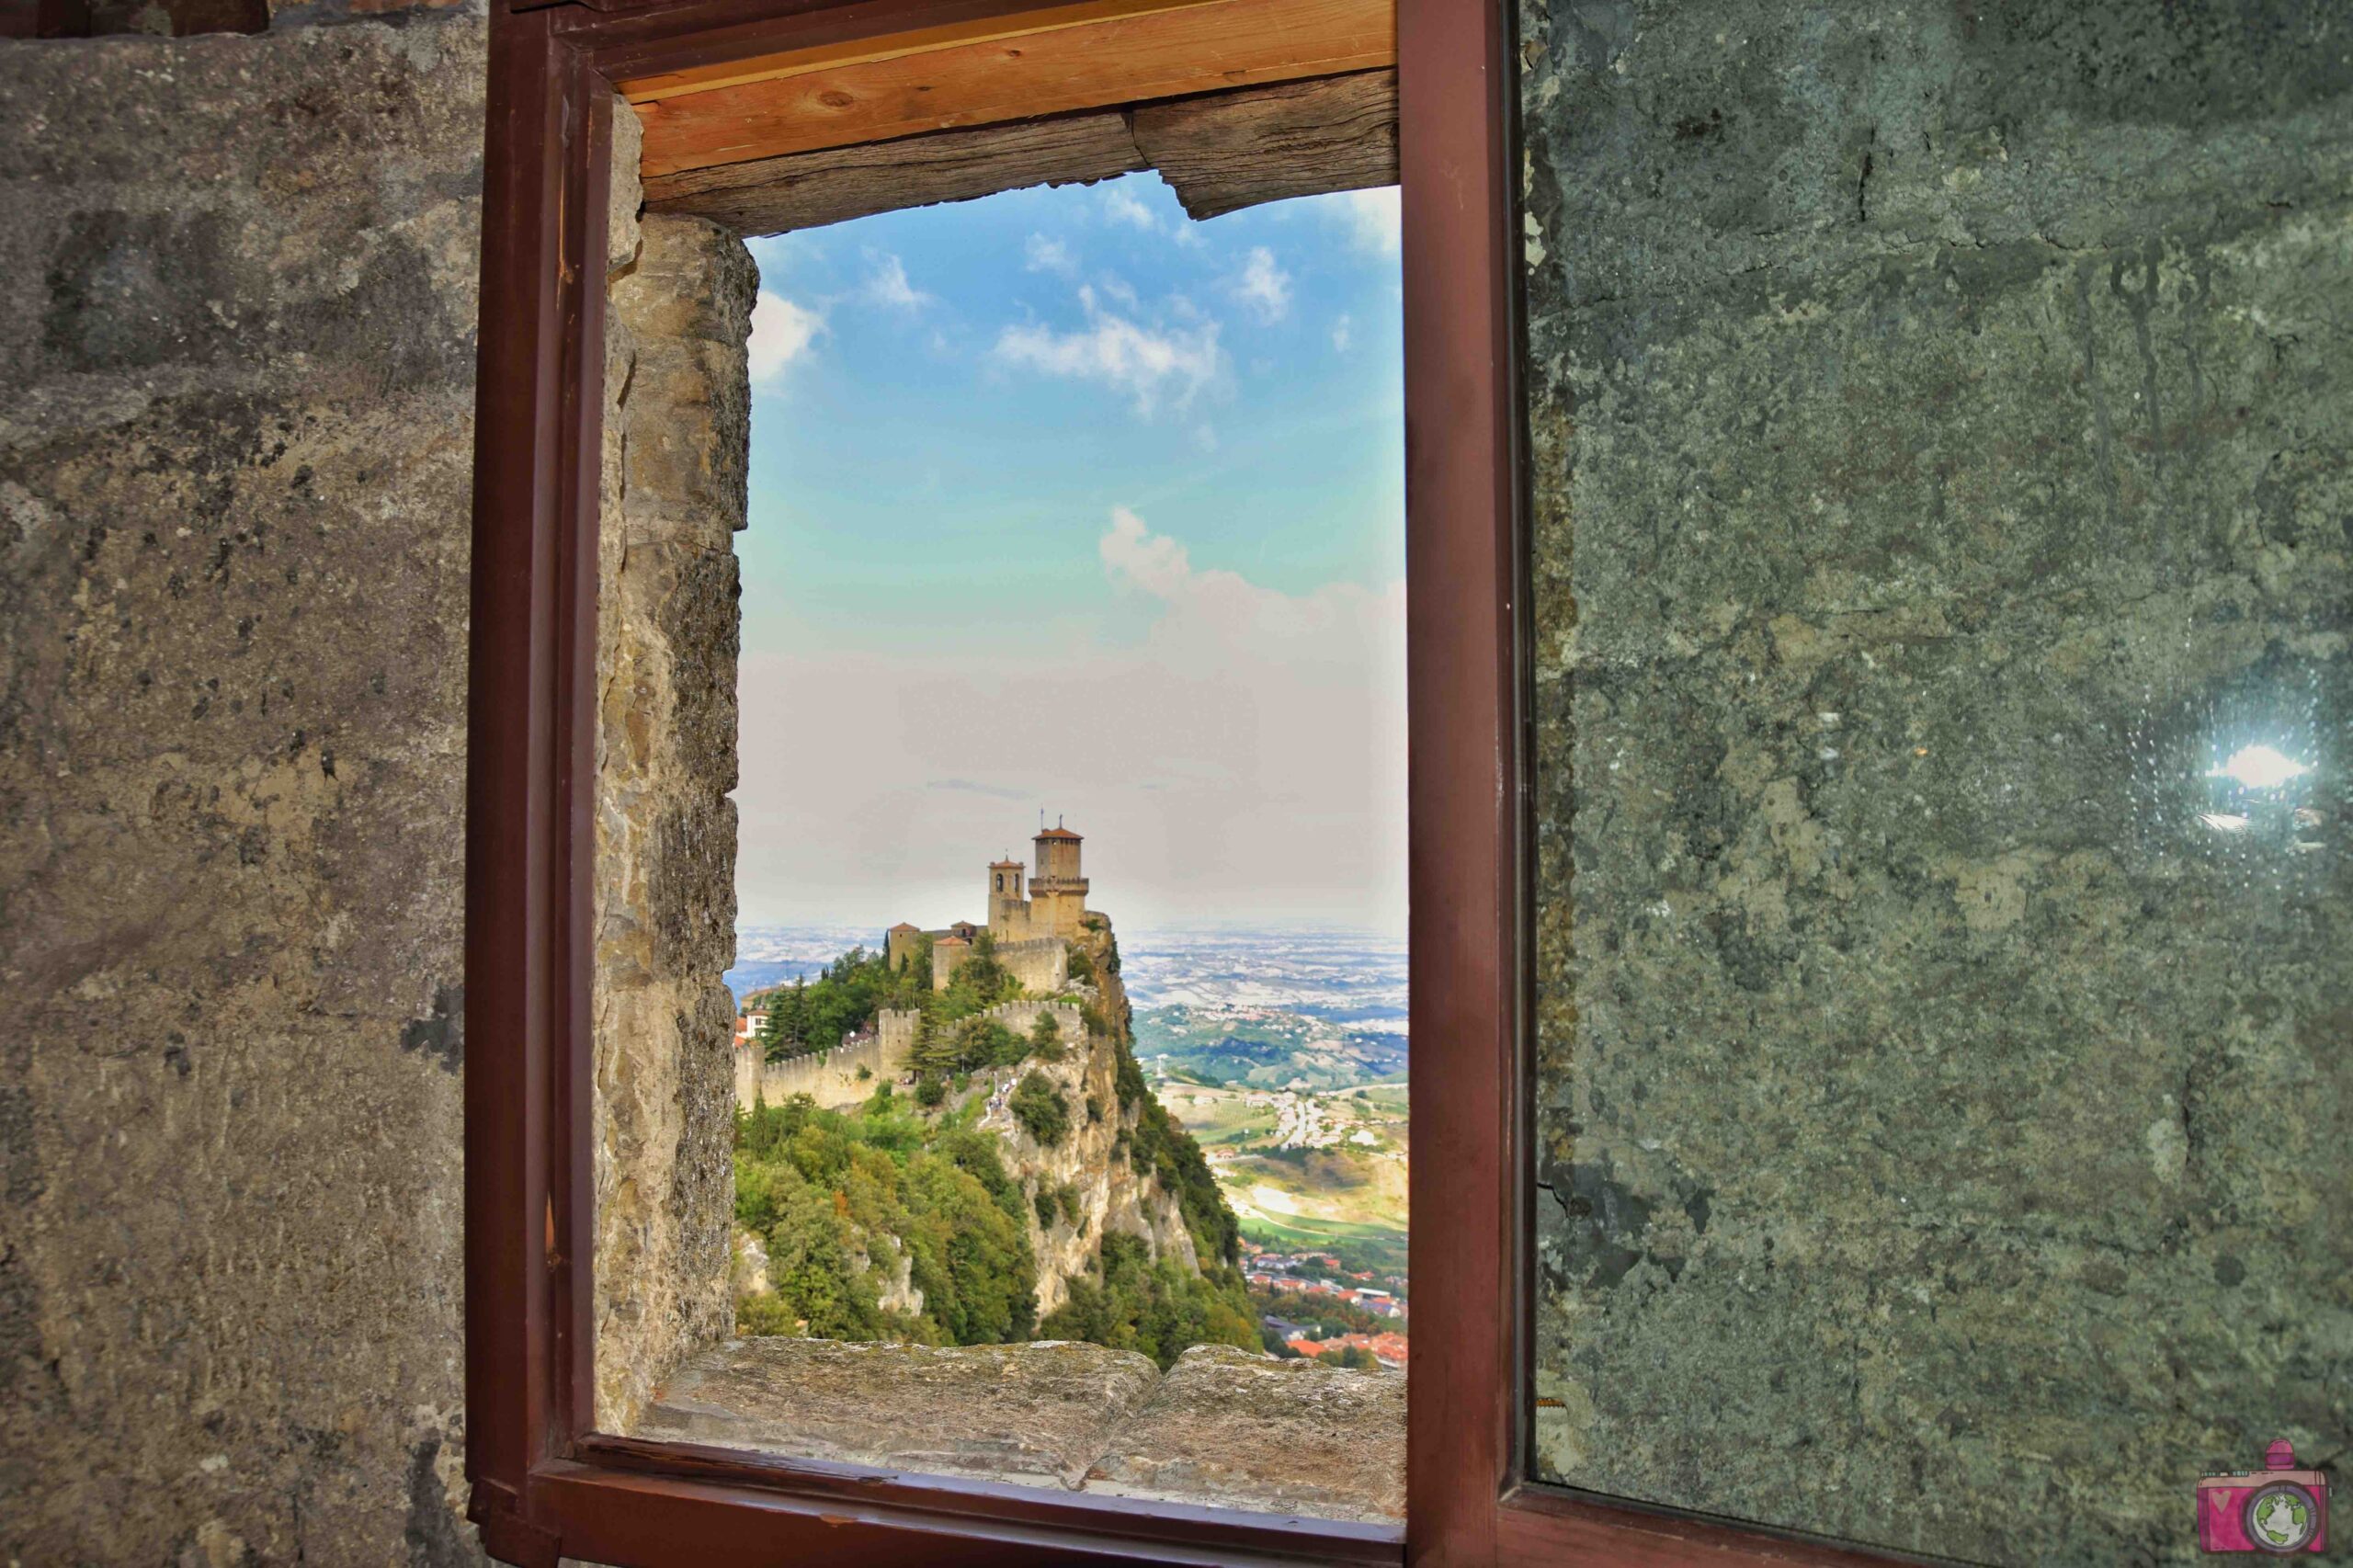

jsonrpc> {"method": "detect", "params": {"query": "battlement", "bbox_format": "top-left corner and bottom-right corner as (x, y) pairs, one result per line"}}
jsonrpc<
(980, 998), (1086, 1044)
(734, 1007), (920, 1110)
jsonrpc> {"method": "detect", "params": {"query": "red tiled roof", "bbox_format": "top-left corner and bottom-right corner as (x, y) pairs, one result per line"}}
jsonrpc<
(989, 860), (1024, 869)
(888, 922), (920, 932)
(1035, 826), (1082, 840)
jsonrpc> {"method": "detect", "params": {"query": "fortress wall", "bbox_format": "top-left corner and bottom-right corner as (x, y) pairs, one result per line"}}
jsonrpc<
(736, 1012), (916, 1112)
(998, 937), (1070, 994)
(983, 1000), (1086, 1049)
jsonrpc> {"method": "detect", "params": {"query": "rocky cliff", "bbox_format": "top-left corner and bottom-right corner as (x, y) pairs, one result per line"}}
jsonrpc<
(977, 920), (1199, 1317)
(727, 915), (1247, 1354)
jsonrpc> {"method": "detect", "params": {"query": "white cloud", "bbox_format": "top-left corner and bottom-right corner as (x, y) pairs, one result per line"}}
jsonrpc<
(733, 510), (1407, 930)
(1025, 233), (1076, 275)
(1230, 245), (1292, 324)
(1331, 313), (1354, 352)
(860, 253), (933, 310)
(1098, 180), (1202, 246)
(1331, 187), (1401, 255)
(993, 285), (1222, 415)
(747, 290), (823, 382)
(1104, 186), (1160, 231)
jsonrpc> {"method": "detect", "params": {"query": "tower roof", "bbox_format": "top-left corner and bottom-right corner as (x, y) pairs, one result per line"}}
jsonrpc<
(988, 859), (1024, 869)
(887, 921), (919, 933)
(1035, 826), (1082, 841)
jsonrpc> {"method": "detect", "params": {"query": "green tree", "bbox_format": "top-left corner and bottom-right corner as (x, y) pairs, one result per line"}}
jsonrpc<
(1029, 1009), (1065, 1062)
(1010, 1072), (1071, 1147)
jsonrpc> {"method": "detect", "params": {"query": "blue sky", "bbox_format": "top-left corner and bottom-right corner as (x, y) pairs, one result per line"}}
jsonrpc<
(735, 173), (1405, 934)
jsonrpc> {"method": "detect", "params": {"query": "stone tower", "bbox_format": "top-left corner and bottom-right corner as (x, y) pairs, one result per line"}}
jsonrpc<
(986, 858), (1027, 939)
(1029, 822), (1088, 939)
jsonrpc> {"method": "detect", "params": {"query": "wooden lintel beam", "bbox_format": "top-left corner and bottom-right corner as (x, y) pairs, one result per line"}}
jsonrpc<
(643, 107), (1148, 236)
(642, 69), (1398, 237)
(627, 0), (1394, 181)
(1131, 67), (1394, 220)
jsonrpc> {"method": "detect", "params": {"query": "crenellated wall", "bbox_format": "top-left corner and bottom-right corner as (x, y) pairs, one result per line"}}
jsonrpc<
(931, 934), (1067, 994)
(734, 1008), (919, 1110)
(979, 999), (1084, 1050)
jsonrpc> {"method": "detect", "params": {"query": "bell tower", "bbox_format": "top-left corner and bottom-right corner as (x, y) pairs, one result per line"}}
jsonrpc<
(987, 856), (1028, 938)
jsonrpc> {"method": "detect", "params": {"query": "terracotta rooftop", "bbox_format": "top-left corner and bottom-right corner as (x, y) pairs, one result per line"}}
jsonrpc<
(1036, 826), (1082, 840)
(989, 859), (1024, 869)
(887, 921), (919, 933)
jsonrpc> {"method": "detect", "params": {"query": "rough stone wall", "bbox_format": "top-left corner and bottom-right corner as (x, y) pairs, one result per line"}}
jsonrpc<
(0, 18), (491, 1563)
(1520, 3), (2352, 1563)
(592, 175), (757, 1429)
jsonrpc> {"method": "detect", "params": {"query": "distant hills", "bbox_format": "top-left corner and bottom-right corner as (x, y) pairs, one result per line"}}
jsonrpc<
(1133, 1004), (1405, 1092)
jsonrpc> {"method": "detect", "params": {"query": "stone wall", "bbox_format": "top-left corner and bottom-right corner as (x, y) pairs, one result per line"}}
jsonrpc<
(983, 999), (1085, 1048)
(998, 936), (1070, 994)
(1520, 3), (2353, 1562)
(733, 1009), (917, 1112)
(0, 18), (491, 1563)
(590, 118), (757, 1431)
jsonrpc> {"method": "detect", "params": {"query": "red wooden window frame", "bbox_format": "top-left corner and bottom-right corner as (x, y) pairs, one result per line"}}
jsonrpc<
(461, 0), (1908, 1561)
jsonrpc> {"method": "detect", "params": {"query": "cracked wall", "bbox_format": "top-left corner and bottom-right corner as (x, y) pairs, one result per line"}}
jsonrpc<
(1520, 3), (2352, 1562)
(0, 17), (491, 1563)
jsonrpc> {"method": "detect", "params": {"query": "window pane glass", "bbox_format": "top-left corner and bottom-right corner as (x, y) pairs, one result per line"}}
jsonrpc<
(1520, 8), (2351, 1562)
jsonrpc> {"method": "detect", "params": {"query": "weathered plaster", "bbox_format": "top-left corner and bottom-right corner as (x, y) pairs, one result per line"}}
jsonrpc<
(1520, 3), (2352, 1562)
(0, 19), (489, 1563)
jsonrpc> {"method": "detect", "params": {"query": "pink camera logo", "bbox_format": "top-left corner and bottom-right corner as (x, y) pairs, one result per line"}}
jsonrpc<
(2200, 1440), (2329, 1554)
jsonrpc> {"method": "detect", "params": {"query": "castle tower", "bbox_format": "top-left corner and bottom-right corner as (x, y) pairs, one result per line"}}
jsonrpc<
(987, 858), (1027, 940)
(1029, 822), (1089, 939)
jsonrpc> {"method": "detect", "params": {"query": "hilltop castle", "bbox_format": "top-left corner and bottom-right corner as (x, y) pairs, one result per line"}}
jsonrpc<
(885, 820), (1096, 994)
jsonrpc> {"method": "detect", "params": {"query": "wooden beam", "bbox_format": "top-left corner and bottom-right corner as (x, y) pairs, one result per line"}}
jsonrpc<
(642, 69), (1398, 236)
(643, 108), (1146, 235)
(628, 0), (1394, 181)
(620, 0), (1216, 104)
(1133, 67), (1394, 219)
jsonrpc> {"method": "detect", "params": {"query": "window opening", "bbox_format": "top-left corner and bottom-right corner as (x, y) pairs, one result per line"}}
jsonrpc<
(602, 168), (1409, 1526)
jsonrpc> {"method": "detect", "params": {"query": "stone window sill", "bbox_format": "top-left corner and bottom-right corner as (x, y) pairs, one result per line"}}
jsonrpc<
(629, 1338), (1405, 1523)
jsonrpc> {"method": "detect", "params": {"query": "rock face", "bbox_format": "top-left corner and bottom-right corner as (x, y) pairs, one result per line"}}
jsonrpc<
(0, 17), (491, 1564)
(1083, 1344), (1405, 1523)
(981, 923), (1199, 1317)
(636, 1336), (1405, 1518)
(1519, 2), (2353, 1562)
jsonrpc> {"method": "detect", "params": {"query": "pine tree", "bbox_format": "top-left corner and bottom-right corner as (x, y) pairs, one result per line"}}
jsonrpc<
(911, 1006), (958, 1080)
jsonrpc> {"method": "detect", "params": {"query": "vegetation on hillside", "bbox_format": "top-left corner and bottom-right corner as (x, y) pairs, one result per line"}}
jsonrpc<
(1038, 1233), (1259, 1370)
(734, 1094), (1036, 1345)
(1113, 1032), (1241, 1267)
(750, 933), (1024, 1064)
(734, 933), (1259, 1370)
